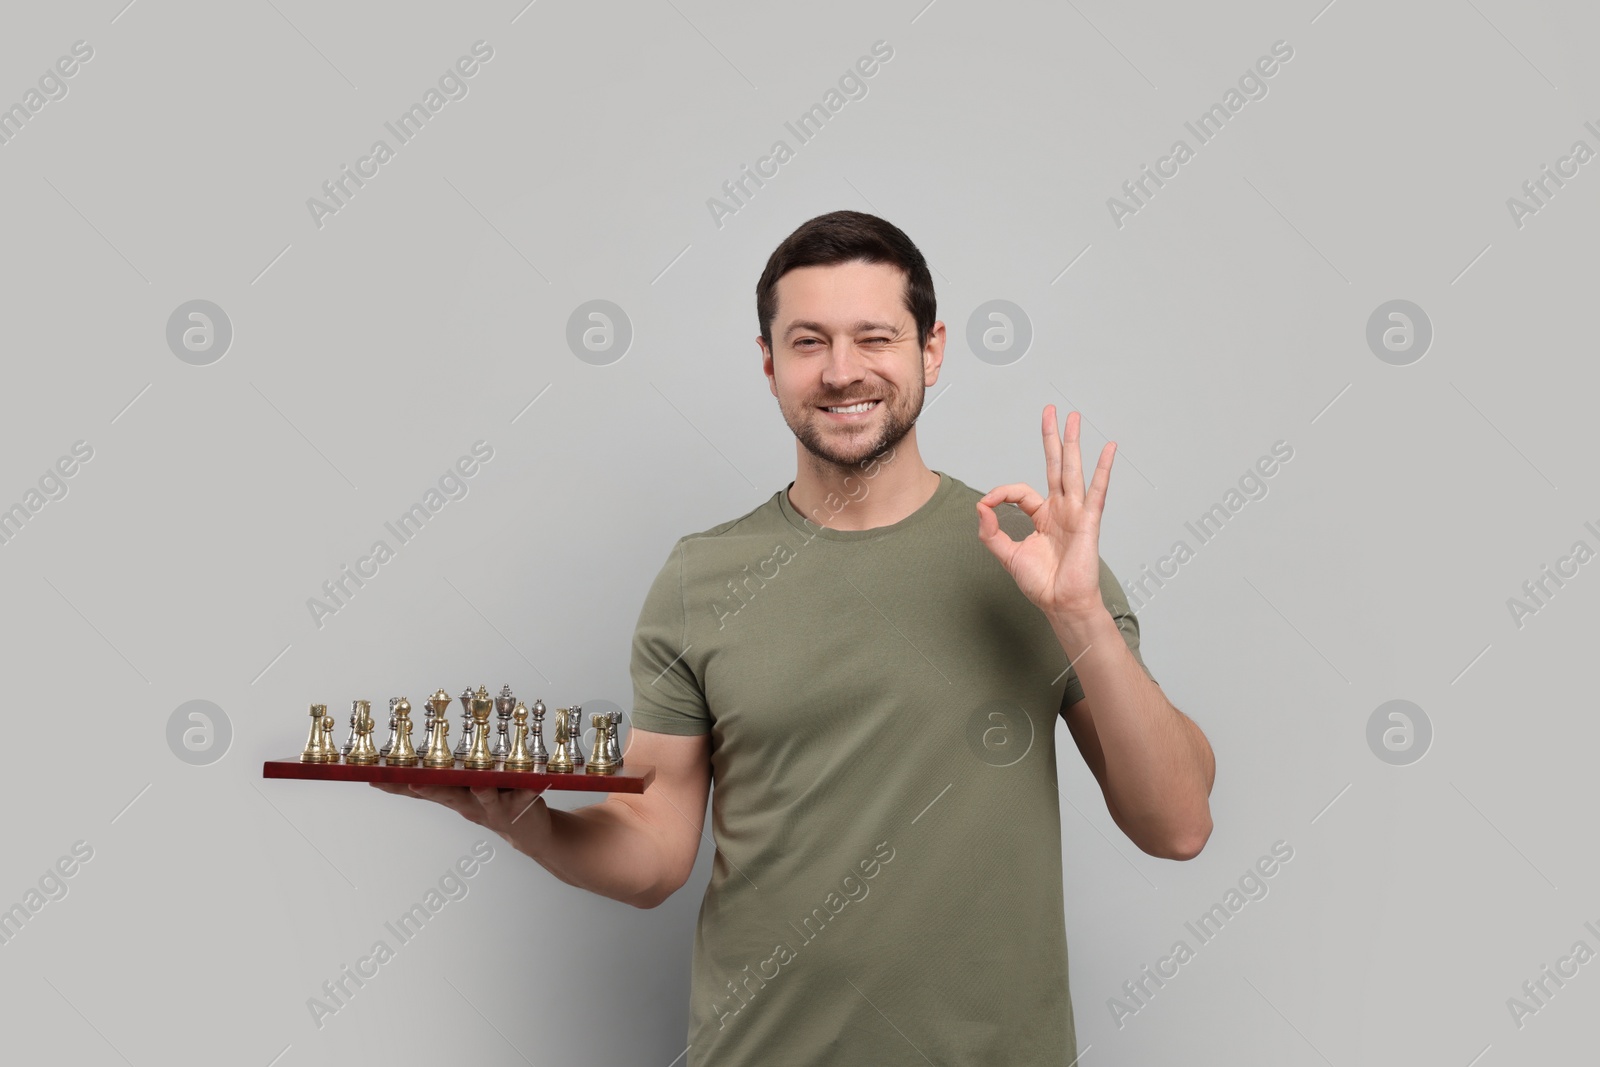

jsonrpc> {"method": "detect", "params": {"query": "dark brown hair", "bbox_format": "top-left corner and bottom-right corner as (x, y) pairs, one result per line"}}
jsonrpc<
(756, 210), (936, 353)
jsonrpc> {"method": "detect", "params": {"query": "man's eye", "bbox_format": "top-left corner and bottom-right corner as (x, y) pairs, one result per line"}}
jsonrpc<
(795, 339), (821, 348)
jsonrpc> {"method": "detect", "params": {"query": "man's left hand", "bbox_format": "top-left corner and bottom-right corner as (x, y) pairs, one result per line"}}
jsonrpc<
(976, 404), (1115, 623)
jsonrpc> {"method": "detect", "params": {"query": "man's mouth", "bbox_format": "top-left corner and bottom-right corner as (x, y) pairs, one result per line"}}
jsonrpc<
(819, 399), (881, 417)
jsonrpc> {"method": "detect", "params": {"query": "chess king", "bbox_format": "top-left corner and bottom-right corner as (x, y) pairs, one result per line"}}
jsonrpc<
(365, 209), (1216, 1067)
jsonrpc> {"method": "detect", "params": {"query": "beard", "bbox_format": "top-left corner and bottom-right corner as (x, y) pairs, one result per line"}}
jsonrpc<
(781, 377), (924, 472)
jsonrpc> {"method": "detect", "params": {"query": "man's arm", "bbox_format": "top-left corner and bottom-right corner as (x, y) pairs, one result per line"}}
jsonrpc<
(372, 727), (711, 909)
(1055, 607), (1214, 861)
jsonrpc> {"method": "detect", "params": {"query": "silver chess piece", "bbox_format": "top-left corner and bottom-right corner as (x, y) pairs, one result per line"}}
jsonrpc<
(569, 703), (584, 768)
(529, 699), (550, 765)
(454, 686), (475, 759)
(341, 700), (361, 759)
(492, 685), (515, 761)
(379, 697), (399, 758)
(607, 710), (623, 768)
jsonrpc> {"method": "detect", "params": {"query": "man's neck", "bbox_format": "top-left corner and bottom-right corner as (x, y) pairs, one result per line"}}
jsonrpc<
(787, 432), (941, 532)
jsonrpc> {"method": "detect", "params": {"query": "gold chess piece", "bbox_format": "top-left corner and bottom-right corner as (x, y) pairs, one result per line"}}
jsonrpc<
(585, 712), (616, 775)
(547, 708), (575, 773)
(385, 697), (420, 766)
(346, 701), (380, 766)
(502, 703), (535, 771)
(321, 712), (339, 762)
(422, 689), (455, 768)
(300, 703), (333, 763)
(463, 684), (497, 769)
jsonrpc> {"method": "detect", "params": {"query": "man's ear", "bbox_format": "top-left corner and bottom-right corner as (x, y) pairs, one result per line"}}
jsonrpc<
(758, 336), (777, 397)
(922, 321), (946, 387)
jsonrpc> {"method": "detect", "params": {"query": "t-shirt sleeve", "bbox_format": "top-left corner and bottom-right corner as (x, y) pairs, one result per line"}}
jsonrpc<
(629, 539), (713, 736)
(1060, 555), (1155, 708)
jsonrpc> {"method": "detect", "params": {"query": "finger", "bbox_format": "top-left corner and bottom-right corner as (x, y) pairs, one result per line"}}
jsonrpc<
(1061, 410), (1085, 505)
(506, 789), (549, 825)
(980, 482), (1046, 517)
(1084, 440), (1116, 517)
(1041, 405), (1063, 498)
(975, 501), (1019, 571)
(407, 784), (487, 819)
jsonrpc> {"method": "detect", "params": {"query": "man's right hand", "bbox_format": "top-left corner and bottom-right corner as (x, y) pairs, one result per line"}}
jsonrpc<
(368, 782), (552, 857)
(367, 729), (712, 909)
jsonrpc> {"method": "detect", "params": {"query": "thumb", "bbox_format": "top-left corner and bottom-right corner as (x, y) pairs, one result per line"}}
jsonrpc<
(975, 501), (1018, 571)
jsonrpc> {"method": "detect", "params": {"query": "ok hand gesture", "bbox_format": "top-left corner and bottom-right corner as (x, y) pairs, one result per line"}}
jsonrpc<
(976, 405), (1115, 623)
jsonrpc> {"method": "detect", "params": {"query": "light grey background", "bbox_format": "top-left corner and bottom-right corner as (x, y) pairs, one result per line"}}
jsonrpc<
(2, 0), (1596, 1064)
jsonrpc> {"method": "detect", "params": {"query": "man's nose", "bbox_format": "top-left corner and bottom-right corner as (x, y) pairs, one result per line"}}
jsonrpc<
(820, 342), (867, 386)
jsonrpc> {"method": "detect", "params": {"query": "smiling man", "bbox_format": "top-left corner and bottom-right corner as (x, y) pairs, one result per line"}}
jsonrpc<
(376, 210), (1215, 1065)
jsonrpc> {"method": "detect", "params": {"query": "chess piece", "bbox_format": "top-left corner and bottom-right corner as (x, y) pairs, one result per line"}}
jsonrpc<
(347, 702), (380, 765)
(529, 699), (550, 765)
(454, 687), (475, 759)
(385, 698), (420, 766)
(341, 701), (361, 759)
(502, 703), (535, 771)
(585, 712), (616, 775)
(463, 685), (497, 770)
(418, 702), (436, 757)
(547, 708), (575, 773)
(321, 713), (338, 762)
(606, 710), (623, 768)
(379, 698), (399, 758)
(422, 689), (455, 768)
(492, 685), (515, 761)
(300, 703), (333, 763)
(569, 703), (584, 768)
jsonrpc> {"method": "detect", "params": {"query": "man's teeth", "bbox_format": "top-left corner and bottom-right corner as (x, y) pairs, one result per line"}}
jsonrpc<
(824, 401), (878, 414)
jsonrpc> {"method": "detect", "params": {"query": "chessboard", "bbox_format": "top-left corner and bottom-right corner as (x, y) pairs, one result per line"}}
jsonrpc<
(262, 685), (652, 794)
(261, 757), (654, 793)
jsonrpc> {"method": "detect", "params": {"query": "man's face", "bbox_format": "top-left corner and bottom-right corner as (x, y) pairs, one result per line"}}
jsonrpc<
(760, 259), (944, 470)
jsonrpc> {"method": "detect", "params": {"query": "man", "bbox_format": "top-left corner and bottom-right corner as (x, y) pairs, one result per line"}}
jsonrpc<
(376, 210), (1215, 1064)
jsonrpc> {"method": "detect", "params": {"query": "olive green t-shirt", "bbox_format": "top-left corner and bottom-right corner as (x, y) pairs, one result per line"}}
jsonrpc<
(629, 469), (1153, 1066)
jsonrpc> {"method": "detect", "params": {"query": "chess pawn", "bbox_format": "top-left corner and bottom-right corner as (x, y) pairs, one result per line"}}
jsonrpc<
(347, 704), (381, 766)
(454, 687), (476, 759)
(606, 710), (623, 768)
(529, 699), (550, 765)
(386, 698), (420, 766)
(379, 698), (399, 758)
(569, 703), (584, 768)
(422, 690), (454, 768)
(502, 703), (535, 771)
(300, 703), (332, 763)
(463, 685), (497, 770)
(585, 713), (616, 775)
(493, 685), (515, 760)
(321, 713), (339, 762)
(546, 708), (574, 773)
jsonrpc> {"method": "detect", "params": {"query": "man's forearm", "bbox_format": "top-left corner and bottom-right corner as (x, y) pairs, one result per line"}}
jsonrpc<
(515, 798), (679, 909)
(1051, 607), (1214, 856)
